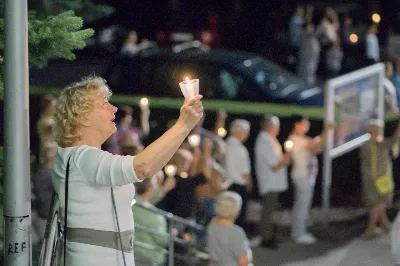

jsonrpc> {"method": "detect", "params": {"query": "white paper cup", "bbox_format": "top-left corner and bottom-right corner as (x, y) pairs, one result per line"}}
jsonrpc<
(179, 79), (199, 100)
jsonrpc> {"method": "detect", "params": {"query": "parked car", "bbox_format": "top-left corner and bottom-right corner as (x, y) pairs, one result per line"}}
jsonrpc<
(104, 41), (324, 107)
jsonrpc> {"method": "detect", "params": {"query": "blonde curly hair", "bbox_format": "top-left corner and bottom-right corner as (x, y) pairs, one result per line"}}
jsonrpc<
(53, 76), (112, 147)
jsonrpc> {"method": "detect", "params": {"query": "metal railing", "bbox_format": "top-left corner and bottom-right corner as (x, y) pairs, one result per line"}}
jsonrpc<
(132, 200), (206, 266)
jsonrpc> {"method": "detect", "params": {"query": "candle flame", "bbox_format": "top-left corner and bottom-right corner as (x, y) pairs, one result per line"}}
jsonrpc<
(185, 77), (190, 83)
(217, 127), (227, 138)
(284, 140), (294, 152)
(188, 134), (201, 148)
(180, 172), (188, 178)
(164, 164), (177, 177)
(140, 97), (149, 106)
(372, 13), (381, 23)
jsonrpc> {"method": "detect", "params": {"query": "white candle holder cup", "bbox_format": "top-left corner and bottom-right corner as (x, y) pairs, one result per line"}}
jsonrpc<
(179, 79), (199, 101)
(284, 140), (294, 153)
(188, 134), (201, 148)
(164, 164), (177, 178)
(140, 97), (149, 107)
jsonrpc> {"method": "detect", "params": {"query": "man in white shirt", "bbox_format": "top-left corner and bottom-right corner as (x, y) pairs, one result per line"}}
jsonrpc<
(255, 115), (291, 249)
(224, 119), (252, 229)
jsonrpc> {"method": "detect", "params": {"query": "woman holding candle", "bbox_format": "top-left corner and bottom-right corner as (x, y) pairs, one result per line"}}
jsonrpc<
(288, 115), (329, 244)
(50, 76), (203, 266)
(360, 119), (400, 238)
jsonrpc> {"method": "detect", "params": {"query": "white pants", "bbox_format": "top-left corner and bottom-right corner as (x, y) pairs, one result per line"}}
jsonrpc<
(291, 177), (315, 239)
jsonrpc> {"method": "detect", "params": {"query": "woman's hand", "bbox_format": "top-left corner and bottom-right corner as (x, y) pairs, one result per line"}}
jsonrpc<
(176, 95), (204, 131)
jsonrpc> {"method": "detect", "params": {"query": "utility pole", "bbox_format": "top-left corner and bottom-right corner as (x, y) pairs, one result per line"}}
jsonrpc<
(3, 0), (31, 265)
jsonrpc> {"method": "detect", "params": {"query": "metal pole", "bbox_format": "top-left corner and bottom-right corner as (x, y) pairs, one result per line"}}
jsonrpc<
(168, 224), (176, 266)
(322, 146), (332, 226)
(322, 80), (335, 226)
(3, 0), (31, 265)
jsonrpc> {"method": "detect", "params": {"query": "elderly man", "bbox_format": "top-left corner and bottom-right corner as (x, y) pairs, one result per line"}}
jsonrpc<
(255, 115), (291, 249)
(224, 119), (252, 229)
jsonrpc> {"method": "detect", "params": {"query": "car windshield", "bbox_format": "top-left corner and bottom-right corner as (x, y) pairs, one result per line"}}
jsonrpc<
(243, 57), (307, 91)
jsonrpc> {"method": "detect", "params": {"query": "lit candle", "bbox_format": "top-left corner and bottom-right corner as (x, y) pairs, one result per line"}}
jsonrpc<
(140, 97), (149, 107)
(179, 77), (199, 100)
(284, 140), (294, 153)
(180, 172), (188, 179)
(217, 127), (227, 138)
(164, 164), (177, 178)
(188, 134), (201, 148)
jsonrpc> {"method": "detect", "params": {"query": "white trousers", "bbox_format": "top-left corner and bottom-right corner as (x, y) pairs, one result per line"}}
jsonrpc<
(291, 177), (315, 239)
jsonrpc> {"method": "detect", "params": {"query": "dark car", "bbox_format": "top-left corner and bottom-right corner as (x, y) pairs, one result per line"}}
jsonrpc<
(104, 41), (324, 107)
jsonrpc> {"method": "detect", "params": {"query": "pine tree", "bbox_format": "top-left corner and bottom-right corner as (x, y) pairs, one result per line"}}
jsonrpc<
(0, 10), (94, 99)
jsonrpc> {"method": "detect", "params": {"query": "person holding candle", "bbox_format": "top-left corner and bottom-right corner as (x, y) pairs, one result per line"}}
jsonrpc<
(155, 148), (207, 220)
(360, 119), (400, 238)
(255, 115), (291, 249)
(50, 76), (203, 266)
(117, 104), (150, 146)
(103, 100), (150, 155)
(224, 119), (252, 230)
(121, 142), (176, 205)
(288, 115), (329, 244)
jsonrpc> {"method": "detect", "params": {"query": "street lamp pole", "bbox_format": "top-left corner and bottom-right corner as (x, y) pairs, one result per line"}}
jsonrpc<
(3, 0), (31, 265)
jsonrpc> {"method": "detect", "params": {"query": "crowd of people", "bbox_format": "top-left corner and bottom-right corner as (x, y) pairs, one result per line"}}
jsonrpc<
(30, 76), (336, 266)
(19, 5), (400, 266)
(29, 78), (400, 266)
(288, 5), (400, 115)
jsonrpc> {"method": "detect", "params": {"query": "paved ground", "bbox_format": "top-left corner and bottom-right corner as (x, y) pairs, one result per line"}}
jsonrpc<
(252, 228), (393, 266)
(249, 205), (396, 266)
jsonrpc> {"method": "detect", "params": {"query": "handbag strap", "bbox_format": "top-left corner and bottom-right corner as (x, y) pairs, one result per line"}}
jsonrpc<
(111, 187), (127, 266)
(63, 155), (72, 266)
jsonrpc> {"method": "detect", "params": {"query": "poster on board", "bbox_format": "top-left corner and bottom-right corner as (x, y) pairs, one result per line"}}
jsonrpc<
(325, 63), (385, 158)
(322, 63), (385, 218)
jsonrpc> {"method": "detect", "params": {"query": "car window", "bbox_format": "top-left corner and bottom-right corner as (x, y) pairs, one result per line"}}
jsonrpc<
(191, 64), (266, 102)
(217, 67), (266, 101)
(245, 59), (306, 91)
(219, 70), (239, 99)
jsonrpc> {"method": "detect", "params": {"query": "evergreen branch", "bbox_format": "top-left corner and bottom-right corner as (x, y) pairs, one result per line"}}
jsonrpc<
(0, 10), (94, 98)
